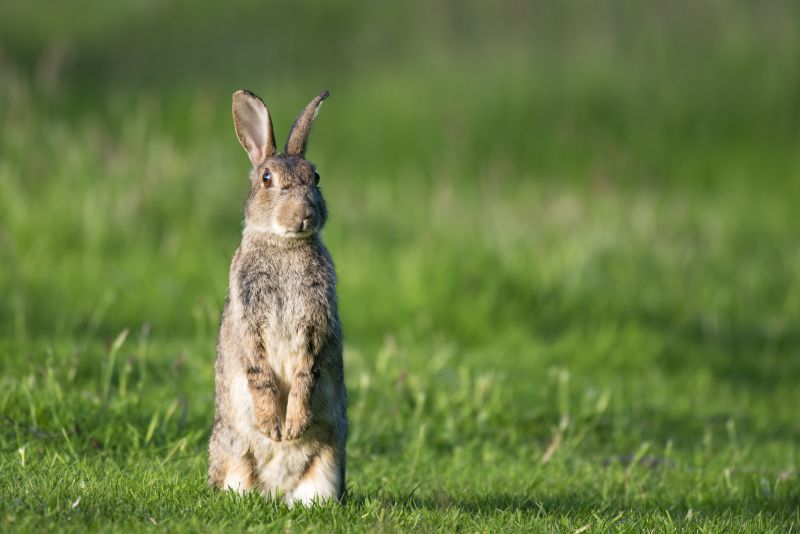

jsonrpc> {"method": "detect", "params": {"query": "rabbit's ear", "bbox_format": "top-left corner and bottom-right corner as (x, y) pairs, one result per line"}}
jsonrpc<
(284, 90), (330, 157)
(232, 90), (276, 166)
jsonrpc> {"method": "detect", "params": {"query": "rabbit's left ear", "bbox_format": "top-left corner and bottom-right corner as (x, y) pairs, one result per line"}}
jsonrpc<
(232, 90), (276, 166)
(284, 90), (330, 157)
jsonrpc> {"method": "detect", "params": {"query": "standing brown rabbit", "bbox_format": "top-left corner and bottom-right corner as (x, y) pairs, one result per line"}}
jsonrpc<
(208, 89), (347, 506)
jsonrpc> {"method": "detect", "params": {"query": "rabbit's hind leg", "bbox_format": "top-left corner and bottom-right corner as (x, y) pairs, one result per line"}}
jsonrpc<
(222, 452), (256, 493)
(209, 424), (256, 494)
(287, 443), (343, 507)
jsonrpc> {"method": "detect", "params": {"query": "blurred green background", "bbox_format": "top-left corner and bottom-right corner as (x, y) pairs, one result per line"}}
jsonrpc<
(1, 1), (799, 531)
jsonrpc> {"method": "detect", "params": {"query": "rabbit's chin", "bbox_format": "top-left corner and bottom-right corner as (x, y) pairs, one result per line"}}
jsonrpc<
(276, 230), (316, 239)
(271, 219), (321, 239)
(245, 221), (317, 240)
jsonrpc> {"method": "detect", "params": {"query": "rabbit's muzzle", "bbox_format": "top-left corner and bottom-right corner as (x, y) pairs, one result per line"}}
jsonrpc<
(274, 196), (323, 237)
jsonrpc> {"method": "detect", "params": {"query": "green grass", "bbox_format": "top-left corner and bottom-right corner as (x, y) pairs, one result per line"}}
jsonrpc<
(1, 1), (800, 531)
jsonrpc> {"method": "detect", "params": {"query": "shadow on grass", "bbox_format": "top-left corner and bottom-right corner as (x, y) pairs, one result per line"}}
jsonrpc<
(349, 492), (800, 521)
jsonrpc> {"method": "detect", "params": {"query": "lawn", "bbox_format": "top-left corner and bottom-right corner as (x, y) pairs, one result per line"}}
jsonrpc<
(1, 2), (799, 531)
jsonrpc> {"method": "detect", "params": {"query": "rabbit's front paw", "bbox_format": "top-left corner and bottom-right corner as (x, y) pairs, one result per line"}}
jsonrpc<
(256, 414), (282, 442)
(283, 408), (311, 441)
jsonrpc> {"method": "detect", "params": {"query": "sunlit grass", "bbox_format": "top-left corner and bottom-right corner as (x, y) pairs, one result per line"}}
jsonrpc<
(1, 2), (800, 530)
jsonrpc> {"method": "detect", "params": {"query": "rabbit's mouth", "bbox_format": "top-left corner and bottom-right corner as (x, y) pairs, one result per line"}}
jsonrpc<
(272, 214), (320, 239)
(243, 218), (319, 239)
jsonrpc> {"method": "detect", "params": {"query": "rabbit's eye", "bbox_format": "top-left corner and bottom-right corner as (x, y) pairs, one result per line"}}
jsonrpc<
(314, 171), (320, 185)
(262, 170), (272, 187)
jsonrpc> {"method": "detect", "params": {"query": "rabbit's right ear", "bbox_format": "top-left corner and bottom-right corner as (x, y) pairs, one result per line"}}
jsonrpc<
(232, 90), (276, 166)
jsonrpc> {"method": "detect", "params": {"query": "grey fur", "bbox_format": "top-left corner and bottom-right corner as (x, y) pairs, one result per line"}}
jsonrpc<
(209, 90), (347, 505)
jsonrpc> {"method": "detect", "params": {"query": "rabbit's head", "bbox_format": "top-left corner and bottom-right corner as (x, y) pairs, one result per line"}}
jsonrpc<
(232, 89), (330, 238)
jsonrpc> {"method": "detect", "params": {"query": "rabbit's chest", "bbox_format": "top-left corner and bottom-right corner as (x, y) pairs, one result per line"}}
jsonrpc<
(260, 289), (315, 379)
(240, 273), (327, 379)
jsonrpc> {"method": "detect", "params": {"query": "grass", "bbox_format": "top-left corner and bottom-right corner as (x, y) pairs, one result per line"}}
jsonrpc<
(1, 1), (800, 531)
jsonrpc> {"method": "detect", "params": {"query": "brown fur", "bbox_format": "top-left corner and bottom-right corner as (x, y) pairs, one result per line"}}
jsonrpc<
(208, 90), (347, 505)
(285, 90), (329, 157)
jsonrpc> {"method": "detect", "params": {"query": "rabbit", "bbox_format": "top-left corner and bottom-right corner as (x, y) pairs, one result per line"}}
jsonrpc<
(208, 89), (347, 506)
